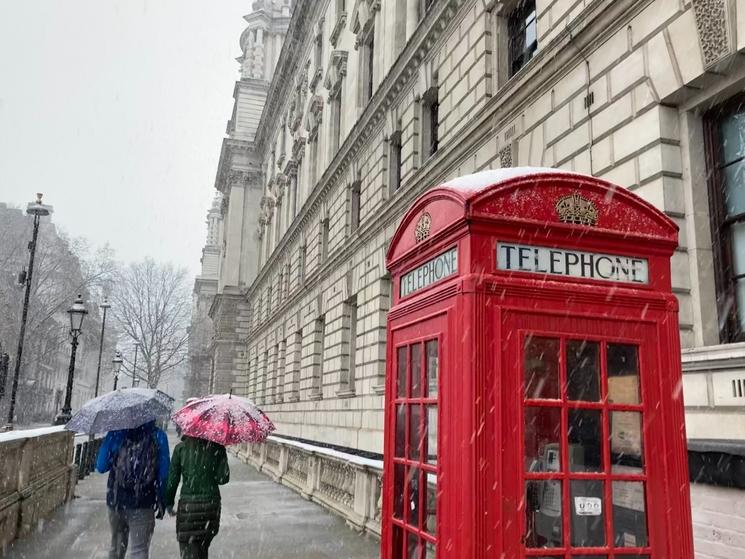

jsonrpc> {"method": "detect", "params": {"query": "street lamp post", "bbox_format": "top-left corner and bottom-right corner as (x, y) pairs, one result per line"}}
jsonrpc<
(5, 193), (52, 427)
(112, 351), (123, 391)
(132, 342), (141, 388)
(93, 298), (111, 397)
(54, 295), (88, 426)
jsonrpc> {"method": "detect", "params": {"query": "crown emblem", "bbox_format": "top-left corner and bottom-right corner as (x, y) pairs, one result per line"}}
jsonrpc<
(415, 212), (432, 243)
(555, 193), (598, 226)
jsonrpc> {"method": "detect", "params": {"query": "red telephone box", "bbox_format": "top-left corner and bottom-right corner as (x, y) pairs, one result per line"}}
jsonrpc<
(382, 169), (693, 559)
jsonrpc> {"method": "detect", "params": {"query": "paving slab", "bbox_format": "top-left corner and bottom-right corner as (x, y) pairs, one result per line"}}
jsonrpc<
(6, 447), (379, 559)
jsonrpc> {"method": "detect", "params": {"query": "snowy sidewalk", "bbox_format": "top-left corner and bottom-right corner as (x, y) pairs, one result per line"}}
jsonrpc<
(6, 448), (379, 559)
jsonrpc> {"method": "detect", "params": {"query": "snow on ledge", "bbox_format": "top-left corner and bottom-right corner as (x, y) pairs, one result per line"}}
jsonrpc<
(0, 425), (66, 443)
(439, 167), (577, 196)
(267, 435), (384, 471)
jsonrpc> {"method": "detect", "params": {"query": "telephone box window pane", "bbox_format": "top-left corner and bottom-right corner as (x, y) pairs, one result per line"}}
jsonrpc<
(566, 340), (600, 402)
(568, 409), (603, 472)
(424, 541), (436, 558)
(425, 476), (437, 535)
(607, 344), (641, 405)
(426, 340), (438, 397)
(612, 481), (648, 547)
(524, 406), (561, 471)
(610, 411), (644, 468)
(407, 467), (422, 527)
(524, 480), (562, 548)
(397, 347), (407, 397)
(570, 480), (606, 547)
(411, 343), (423, 397)
(396, 404), (406, 457)
(524, 337), (560, 399)
(407, 532), (421, 559)
(410, 404), (422, 460)
(394, 463), (405, 519)
(426, 405), (438, 465)
(392, 525), (404, 558)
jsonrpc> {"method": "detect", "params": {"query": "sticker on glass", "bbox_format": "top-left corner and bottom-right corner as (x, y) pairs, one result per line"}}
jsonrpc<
(574, 496), (602, 516)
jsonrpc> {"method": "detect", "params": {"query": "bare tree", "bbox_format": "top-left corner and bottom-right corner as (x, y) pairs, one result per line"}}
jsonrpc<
(112, 259), (191, 388)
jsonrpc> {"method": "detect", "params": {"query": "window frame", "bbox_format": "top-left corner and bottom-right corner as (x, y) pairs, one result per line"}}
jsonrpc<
(704, 93), (745, 343)
(507, 0), (538, 78)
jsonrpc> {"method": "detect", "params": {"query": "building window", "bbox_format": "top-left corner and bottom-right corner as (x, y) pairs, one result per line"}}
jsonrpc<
(341, 295), (358, 394)
(389, 130), (403, 193)
(321, 217), (330, 261)
(705, 96), (745, 342)
(394, 0), (407, 52)
(314, 28), (323, 70)
(508, 0), (537, 77)
(309, 140), (319, 188)
(261, 349), (269, 404)
(290, 330), (302, 401)
(421, 86), (439, 160)
(290, 173), (298, 218)
(363, 27), (375, 103)
(299, 243), (307, 284)
(312, 315), (325, 398)
(266, 285), (273, 319)
(330, 93), (342, 157)
(350, 181), (361, 233)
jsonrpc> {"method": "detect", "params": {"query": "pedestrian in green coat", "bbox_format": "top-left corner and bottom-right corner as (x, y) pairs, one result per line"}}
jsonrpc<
(165, 436), (230, 559)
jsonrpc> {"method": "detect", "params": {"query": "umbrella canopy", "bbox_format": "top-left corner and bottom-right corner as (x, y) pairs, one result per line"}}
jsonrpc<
(171, 394), (274, 446)
(65, 388), (174, 434)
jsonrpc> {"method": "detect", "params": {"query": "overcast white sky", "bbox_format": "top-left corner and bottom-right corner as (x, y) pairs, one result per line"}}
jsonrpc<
(0, 0), (250, 277)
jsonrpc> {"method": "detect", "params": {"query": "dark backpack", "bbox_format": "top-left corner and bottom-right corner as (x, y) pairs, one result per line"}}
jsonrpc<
(112, 432), (158, 504)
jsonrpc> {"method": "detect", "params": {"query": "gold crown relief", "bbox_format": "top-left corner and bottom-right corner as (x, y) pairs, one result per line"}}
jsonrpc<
(555, 193), (598, 226)
(415, 212), (432, 243)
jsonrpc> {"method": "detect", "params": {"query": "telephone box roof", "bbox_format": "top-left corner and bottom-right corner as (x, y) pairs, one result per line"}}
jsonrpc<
(387, 168), (678, 266)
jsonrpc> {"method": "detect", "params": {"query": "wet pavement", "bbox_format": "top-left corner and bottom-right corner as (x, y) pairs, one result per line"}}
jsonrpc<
(6, 443), (379, 559)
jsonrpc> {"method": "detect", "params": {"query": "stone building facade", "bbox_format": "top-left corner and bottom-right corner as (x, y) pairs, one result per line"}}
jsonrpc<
(207, 0), (745, 550)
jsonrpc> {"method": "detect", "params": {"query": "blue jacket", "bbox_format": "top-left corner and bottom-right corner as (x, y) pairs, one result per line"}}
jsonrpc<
(96, 421), (170, 510)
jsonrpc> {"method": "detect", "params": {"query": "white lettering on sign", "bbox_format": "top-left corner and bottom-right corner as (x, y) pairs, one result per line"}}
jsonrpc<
(574, 496), (603, 516)
(497, 242), (648, 285)
(400, 247), (458, 297)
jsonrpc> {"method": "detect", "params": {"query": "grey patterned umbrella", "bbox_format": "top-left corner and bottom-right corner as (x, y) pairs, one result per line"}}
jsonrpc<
(64, 388), (174, 434)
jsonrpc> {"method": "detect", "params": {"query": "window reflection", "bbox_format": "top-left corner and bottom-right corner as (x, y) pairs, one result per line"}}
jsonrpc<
(394, 463), (405, 519)
(524, 336), (560, 399)
(613, 481), (648, 547)
(408, 467), (421, 527)
(610, 411), (644, 469)
(425, 476), (436, 535)
(409, 405), (422, 460)
(411, 343), (422, 397)
(397, 346), (407, 397)
(426, 405), (437, 465)
(524, 406), (561, 471)
(426, 340), (438, 397)
(566, 340), (600, 401)
(607, 344), (640, 405)
(395, 404), (406, 457)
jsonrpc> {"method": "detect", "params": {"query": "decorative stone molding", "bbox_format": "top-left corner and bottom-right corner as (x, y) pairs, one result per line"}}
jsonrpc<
(319, 460), (355, 510)
(306, 95), (324, 141)
(691, 0), (732, 67)
(351, 0), (381, 49)
(284, 159), (298, 177)
(324, 50), (349, 101)
(288, 69), (309, 133)
(227, 169), (253, 187)
(292, 136), (307, 162)
(310, 67), (324, 91)
(330, 12), (347, 47)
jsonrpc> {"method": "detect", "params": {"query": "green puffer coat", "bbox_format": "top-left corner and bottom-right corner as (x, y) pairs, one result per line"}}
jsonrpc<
(166, 437), (230, 543)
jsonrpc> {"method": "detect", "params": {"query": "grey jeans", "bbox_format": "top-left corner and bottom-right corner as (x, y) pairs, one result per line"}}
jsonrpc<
(108, 507), (155, 559)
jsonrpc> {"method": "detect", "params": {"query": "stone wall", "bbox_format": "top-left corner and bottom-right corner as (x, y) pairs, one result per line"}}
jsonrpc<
(0, 427), (76, 551)
(691, 483), (745, 558)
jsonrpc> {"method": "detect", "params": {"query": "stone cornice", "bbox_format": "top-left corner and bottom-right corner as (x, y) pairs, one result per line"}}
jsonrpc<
(214, 137), (257, 193)
(241, 0), (657, 320)
(330, 12), (347, 47)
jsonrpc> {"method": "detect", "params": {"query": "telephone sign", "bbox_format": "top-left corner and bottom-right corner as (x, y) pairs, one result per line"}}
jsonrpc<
(383, 168), (693, 559)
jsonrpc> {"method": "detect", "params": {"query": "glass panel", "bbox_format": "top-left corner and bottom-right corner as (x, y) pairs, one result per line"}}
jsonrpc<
(426, 340), (438, 397)
(396, 404), (406, 457)
(407, 467), (421, 527)
(568, 409), (603, 472)
(397, 347), (407, 397)
(566, 340), (600, 402)
(608, 344), (641, 405)
(426, 405), (438, 465)
(613, 481), (649, 547)
(736, 279), (745, 333)
(524, 336), (560, 399)
(610, 411), (644, 469)
(411, 343), (422, 398)
(392, 525), (404, 558)
(407, 531), (421, 559)
(424, 541), (436, 559)
(425, 476), (437, 535)
(720, 110), (745, 164)
(524, 406), (561, 472)
(732, 221), (745, 276)
(570, 480), (606, 547)
(394, 463), (405, 519)
(722, 160), (745, 217)
(410, 405), (422, 460)
(524, 480), (562, 548)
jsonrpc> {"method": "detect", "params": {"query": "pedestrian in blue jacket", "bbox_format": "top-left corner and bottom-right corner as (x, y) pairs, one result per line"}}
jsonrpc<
(96, 420), (170, 559)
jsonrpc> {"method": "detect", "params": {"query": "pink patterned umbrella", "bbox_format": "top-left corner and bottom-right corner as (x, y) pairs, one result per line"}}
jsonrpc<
(172, 394), (275, 446)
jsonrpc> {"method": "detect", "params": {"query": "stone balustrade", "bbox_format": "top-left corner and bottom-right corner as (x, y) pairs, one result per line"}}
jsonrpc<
(237, 435), (383, 537)
(0, 426), (76, 550)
